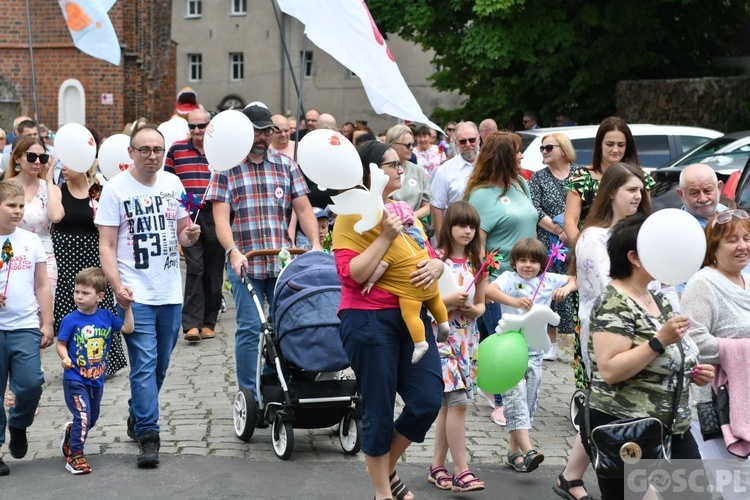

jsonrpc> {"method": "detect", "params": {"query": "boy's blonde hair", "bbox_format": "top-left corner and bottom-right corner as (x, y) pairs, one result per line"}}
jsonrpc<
(75, 267), (108, 294)
(0, 180), (24, 204)
(509, 238), (548, 272)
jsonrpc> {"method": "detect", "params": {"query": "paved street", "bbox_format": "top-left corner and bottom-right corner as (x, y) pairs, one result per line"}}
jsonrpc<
(1, 275), (600, 499)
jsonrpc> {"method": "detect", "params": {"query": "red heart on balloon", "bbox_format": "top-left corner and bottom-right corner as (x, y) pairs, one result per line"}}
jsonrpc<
(329, 135), (341, 146)
(118, 162), (130, 172)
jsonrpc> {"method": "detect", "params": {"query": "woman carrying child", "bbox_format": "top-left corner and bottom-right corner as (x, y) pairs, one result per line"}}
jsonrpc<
(428, 201), (486, 492)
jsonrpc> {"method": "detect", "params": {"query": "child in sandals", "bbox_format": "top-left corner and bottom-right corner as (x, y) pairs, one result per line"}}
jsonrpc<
(427, 202), (487, 492)
(486, 238), (577, 473)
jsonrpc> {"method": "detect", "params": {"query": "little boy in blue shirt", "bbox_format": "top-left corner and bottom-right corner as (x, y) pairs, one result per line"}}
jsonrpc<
(57, 267), (134, 474)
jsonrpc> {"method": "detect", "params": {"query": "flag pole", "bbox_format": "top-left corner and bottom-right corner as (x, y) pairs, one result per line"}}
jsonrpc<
(292, 37), (308, 162)
(25, 0), (40, 123)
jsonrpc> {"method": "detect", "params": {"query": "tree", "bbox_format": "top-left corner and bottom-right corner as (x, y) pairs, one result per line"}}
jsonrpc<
(367, 0), (750, 126)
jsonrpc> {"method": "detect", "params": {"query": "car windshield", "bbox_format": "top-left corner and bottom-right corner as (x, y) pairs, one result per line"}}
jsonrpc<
(671, 137), (739, 168)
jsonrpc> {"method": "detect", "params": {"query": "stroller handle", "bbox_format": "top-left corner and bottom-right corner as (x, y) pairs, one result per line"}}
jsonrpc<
(243, 248), (307, 259)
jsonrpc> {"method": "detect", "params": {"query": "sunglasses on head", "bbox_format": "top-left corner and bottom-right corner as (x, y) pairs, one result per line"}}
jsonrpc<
(188, 122), (209, 130)
(394, 141), (417, 149)
(26, 152), (50, 164)
(539, 144), (561, 153)
(712, 209), (750, 226)
(457, 137), (478, 146)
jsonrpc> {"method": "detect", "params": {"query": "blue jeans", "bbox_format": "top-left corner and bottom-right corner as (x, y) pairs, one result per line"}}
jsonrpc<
(0, 329), (44, 443)
(121, 303), (181, 436)
(227, 269), (277, 398)
(502, 352), (543, 431)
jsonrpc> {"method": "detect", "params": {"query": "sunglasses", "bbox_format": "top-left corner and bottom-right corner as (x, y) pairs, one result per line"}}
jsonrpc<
(539, 144), (561, 153)
(394, 141), (417, 149)
(712, 209), (750, 226)
(457, 137), (478, 146)
(188, 122), (209, 130)
(381, 160), (403, 171)
(26, 152), (50, 164)
(445, 127), (456, 132)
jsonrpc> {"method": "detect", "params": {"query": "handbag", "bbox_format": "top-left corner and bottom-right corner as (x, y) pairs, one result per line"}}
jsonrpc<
(586, 340), (684, 480)
(696, 384), (729, 442)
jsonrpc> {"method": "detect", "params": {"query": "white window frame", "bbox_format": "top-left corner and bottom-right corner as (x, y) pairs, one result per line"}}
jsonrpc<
(186, 0), (202, 18)
(188, 54), (203, 82)
(301, 51), (313, 79)
(230, 52), (244, 81)
(231, 0), (247, 16)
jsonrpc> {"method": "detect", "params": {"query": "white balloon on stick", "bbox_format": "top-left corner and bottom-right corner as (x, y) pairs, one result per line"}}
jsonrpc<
(203, 110), (255, 171)
(98, 134), (133, 180)
(54, 123), (97, 173)
(297, 129), (362, 190)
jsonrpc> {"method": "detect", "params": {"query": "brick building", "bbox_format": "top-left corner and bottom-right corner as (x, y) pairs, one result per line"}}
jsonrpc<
(0, 0), (176, 137)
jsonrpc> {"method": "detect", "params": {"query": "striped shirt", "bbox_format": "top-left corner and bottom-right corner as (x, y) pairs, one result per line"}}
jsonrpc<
(204, 152), (309, 279)
(164, 138), (211, 199)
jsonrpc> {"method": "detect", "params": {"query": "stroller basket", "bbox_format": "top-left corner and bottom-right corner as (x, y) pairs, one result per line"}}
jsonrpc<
(273, 251), (349, 373)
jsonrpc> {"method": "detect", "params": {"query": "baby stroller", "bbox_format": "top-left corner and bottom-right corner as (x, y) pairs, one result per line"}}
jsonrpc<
(232, 249), (361, 460)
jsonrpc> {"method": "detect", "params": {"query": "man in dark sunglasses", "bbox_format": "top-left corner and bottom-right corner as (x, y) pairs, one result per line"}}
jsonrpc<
(164, 108), (224, 344)
(430, 121), (481, 235)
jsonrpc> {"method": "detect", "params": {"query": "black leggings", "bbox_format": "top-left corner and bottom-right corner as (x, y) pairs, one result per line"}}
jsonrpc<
(583, 408), (701, 500)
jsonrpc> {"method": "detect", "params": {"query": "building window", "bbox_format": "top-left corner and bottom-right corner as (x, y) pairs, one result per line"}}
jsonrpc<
(301, 51), (313, 79)
(230, 53), (244, 81)
(58, 79), (86, 126)
(231, 0), (247, 15)
(188, 54), (202, 82)
(186, 0), (201, 17)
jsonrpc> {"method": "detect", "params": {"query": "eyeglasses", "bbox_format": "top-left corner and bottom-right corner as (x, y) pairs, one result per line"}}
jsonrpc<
(133, 146), (166, 158)
(457, 137), (478, 146)
(254, 128), (274, 137)
(712, 209), (750, 226)
(188, 122), (209, 130)
(394, 141), (416, 149)
(25, 152), (50, 164)
(381, 160), (403, 171)
(445, 127), (456, 132)
(539, 144), (561, 153)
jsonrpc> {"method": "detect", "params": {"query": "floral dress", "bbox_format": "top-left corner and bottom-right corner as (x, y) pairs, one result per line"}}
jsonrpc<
(414, 145), (445, 182)
(20, 180), (57, 295)
(432, 254), (479, 398)
(529, 165), (578, 334)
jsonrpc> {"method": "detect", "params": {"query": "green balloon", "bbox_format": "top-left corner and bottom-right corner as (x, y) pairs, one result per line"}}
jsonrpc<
(477, 331), (529, 394)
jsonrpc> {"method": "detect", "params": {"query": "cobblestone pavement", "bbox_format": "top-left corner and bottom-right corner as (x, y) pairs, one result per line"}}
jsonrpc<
(21, 290), (581, 470)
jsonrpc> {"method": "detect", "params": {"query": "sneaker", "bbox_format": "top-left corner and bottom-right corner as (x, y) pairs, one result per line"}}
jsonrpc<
(137, 431), (160, 468)
(220, 297), (227, 313)
(0, 457), (8, 476)
(490, 406), (507, 426)
(477, 390), (496, 409)
(126, 415), (137, 442)
(60, 422), (73, 458)
(66, 453), (91, 475)
(8, 426), (27, 459)
(543, 343), (558, 361)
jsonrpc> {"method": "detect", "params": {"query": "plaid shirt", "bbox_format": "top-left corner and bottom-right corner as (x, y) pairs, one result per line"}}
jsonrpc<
(204, 151), (309, 279)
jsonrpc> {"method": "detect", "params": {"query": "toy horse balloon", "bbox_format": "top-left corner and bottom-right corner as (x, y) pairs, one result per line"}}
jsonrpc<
(328, 164), (389, 234)
(496, 304), (560, 354)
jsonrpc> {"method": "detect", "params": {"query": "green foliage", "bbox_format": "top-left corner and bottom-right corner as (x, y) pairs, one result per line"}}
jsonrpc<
(367, 0), (750, 127)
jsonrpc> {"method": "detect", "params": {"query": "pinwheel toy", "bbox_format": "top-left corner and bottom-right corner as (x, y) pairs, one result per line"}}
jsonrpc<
(179, 192), (205, 226)
(464, 247), (502, 292)
(531, 241), (568, 302)
(1, 238), (13, 295)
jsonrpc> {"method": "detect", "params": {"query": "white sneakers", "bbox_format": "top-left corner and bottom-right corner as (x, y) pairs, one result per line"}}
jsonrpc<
(542, 343), (558, 361)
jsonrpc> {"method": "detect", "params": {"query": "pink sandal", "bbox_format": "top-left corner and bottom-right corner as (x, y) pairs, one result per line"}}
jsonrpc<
(428, 465), (453, 490)
(452, 469), (485, 492)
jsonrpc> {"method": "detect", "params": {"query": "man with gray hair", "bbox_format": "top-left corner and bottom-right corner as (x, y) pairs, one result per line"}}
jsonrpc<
(429, 121), (480, 235)
(676, 163), (726, 228)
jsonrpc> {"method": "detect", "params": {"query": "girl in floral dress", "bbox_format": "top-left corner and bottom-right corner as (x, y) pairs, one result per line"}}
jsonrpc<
(428, 201), (486, 493)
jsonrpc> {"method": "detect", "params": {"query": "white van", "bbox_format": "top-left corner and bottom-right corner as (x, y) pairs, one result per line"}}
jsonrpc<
(518, 124), (722, 174)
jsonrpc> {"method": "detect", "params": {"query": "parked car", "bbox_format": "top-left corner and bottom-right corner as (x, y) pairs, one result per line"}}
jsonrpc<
(650, 131), (750, 210)
(519, 125), (722, 175)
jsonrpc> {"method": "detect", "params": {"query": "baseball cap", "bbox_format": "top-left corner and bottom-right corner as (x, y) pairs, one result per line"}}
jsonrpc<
(242, 104), (277, 130)
(314, 207), (329, 219)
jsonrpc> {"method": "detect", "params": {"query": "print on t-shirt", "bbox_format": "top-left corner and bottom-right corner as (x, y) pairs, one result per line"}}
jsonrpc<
(122, 193), (179, 271)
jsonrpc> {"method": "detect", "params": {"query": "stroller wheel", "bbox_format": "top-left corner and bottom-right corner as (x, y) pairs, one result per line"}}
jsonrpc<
(339, 410), (361, 455)
(569, 389), (587, 432)
(233, 388), (257, 442)
(271, 414), (295, 460)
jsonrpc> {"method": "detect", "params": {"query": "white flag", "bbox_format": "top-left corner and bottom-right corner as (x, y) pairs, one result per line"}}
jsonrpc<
(276, 0), (442, 131)
(59, 0), (121, 66)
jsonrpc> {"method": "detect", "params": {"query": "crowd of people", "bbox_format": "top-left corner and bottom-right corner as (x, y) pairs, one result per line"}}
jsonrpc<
(1, 104), (749, 500)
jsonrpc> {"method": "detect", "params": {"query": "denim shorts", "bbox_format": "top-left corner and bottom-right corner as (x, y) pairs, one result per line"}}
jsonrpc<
(502, 352), (543, 432)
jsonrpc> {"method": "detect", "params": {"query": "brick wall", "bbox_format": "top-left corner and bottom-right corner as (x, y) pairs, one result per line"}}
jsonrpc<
(0, 0), (175, 136)
(616, 76), (750, 133)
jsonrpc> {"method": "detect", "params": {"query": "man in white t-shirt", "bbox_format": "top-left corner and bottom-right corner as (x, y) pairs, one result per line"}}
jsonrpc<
(96, 125), (201, 469)
(430, 121), (480, 235)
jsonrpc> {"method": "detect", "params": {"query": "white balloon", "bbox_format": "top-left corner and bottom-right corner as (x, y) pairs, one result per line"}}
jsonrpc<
(203, 110), (255, 171)
(158, 119), (189, 148)
(297, 129), (362, 189)
(437, 262), (475, 309)
(54, 123), (97, 173)
(98, 134), (133, 180)
(637, 209), (706, 285)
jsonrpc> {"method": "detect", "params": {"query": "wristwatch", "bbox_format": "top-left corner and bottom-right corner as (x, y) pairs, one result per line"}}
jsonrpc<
(648, 337), (665, 354)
